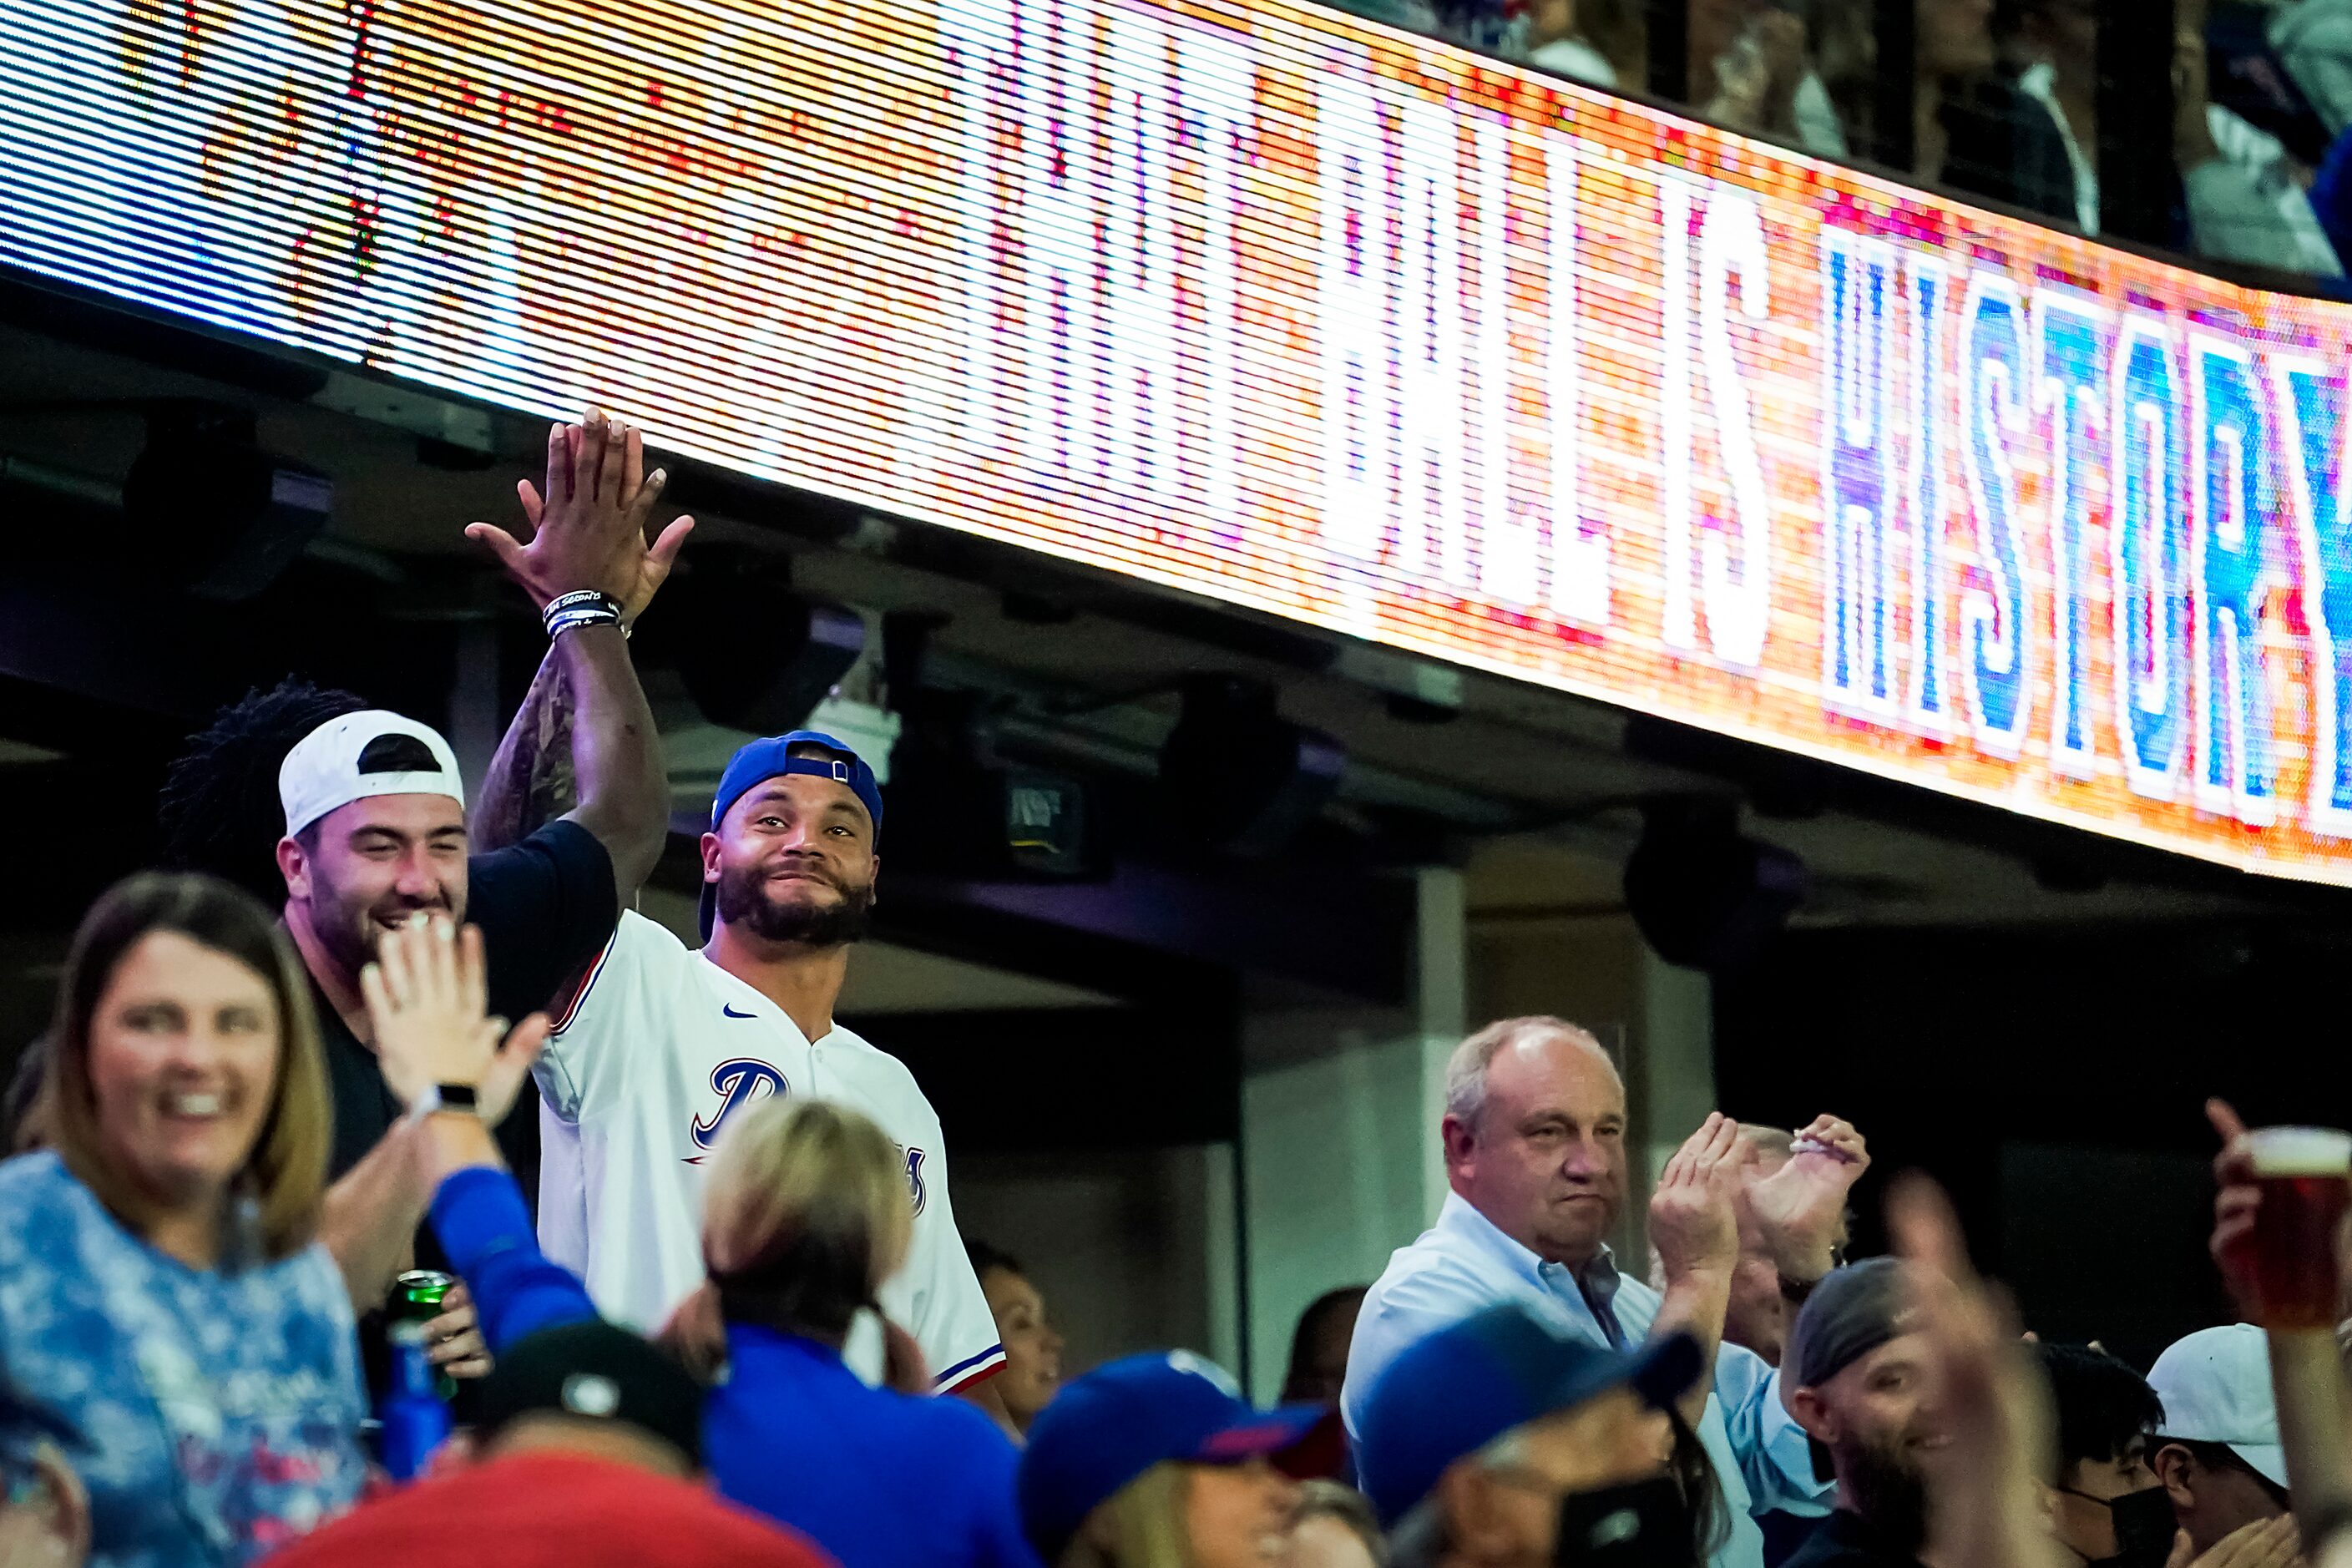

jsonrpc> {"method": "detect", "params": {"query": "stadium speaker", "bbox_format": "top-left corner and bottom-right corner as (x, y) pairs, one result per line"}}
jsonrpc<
(75, 401), (331, 600)
(1622, 800), (1807, 973)
(885, 689), (1105, 879)
(1157, 675), (1347, 857)
(655, 552), (866, 733)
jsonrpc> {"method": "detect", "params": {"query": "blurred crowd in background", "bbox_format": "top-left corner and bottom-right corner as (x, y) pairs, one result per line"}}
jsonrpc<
(1328, 0), (2352, 283)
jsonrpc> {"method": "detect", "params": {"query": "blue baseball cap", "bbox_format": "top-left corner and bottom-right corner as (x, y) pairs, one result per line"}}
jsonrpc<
(700, 731), (885, 939)
(1355, 1307), (1702, 1526)
(711, 731), (884, 833)
(1019, 1352), (1333, 1561)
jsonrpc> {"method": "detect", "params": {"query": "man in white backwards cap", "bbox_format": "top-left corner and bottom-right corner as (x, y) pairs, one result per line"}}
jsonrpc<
(157, 412), (687, 1393)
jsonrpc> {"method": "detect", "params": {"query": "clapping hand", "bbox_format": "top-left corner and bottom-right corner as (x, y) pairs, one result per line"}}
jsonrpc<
(1650, 1112), (1748, 1282)
(2181, 1516), (2304, 1568)
(361, 914), (549, 1128)
(466, 409), (694, 624)
(1745, 1114), (1869, 1278)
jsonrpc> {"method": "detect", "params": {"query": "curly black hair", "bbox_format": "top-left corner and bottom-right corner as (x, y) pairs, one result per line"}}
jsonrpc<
(157, 676), (369, 903)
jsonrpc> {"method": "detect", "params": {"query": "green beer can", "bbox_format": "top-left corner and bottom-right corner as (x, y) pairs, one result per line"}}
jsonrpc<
(393, 1269), (458, 1400)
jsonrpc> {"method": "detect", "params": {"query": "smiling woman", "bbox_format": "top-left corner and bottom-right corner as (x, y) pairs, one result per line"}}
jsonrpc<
(0, 873), (367, 1568)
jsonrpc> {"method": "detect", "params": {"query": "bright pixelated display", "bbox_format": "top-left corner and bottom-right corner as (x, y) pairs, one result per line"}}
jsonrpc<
(6, 1), (2352, 883)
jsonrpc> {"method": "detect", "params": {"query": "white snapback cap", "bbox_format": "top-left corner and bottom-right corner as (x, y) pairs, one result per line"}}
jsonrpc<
(279, 711), (466, 837)
(2148, 1323), (2286, 1487)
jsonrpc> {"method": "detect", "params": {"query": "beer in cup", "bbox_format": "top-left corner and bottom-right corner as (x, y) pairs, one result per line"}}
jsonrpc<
(2248, 1125), (2352, 1329)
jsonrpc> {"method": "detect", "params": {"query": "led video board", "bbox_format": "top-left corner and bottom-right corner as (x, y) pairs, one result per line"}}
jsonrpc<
(6, 0), (2352, 883)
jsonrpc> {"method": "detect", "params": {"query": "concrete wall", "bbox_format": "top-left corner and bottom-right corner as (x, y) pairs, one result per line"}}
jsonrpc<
(951, 1144), (1231, 1379)
(1235, 869), (1465, 1404)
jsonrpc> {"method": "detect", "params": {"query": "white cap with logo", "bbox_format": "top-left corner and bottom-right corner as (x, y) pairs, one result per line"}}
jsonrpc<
(278, 711), (466, 838)
(2148, 1323), (2286, 1487)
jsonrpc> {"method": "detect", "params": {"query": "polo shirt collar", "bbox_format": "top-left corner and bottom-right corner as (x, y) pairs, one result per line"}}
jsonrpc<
(1434, 1190), (1622, 1306)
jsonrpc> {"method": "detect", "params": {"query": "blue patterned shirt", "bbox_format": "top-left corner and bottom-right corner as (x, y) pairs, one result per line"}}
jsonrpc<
(0, 1152), (367, 1567)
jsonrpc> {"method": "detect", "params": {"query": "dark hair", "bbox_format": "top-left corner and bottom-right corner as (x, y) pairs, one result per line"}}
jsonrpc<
(37, 872), (331, 1261)
(159, 678), (367, 902)
(2038, 1343), (2163, 1480)
(1280, 1286), (1369, 1403)
(966, 1237), (1025, 1282)
(354, 733), (444, 776)
(1670, 1409), (1732, 1563)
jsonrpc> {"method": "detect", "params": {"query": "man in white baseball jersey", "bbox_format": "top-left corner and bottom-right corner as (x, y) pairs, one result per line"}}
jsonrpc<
(534, 730), (1009, 1407)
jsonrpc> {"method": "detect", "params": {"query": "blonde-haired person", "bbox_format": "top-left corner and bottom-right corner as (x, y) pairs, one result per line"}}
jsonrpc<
(1018, 1351), (1333, 1568)
(0, 873), (368, 1566)
(680, 1093), (1033, 1565)
(361, 911), (1032, 1568)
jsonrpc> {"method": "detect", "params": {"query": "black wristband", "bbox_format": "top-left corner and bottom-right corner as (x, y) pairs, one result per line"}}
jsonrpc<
(544, 589), (620, 617)
(407, 1081), (480, 1121)
(1778, 1271), (1824, 1306)
(543, 590), (625, 640)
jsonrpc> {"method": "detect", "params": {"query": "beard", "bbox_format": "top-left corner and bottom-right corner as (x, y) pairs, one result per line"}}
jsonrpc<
(307, 878), (458, 981)
(1836, 1429), (1929, 1555)
(715, 861), (874, 948)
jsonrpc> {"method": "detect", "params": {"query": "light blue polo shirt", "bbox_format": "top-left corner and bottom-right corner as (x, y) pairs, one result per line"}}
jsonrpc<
(1342, 1191), (1831, 1568)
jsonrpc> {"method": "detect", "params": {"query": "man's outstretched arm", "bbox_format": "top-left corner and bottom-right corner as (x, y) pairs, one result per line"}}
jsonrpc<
(473, 648), (572, 858)
(467, 412), (691, 898)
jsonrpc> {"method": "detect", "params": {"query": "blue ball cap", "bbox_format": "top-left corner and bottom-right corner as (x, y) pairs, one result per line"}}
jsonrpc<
(711, 731), (884, 834)
(1354, 1307), (1702, 1526)
(1019, 1352), (1332, 1561)
(701, 731), (885, 940)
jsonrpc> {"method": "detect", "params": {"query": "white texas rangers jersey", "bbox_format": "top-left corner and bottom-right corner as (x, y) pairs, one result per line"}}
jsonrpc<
(534, 910), (1006, 1392)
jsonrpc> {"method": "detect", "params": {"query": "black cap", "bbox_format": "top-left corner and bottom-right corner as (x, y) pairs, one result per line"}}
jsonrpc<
(1788, 1258), (1914, 1391)
(476, 1320), (706, 1468)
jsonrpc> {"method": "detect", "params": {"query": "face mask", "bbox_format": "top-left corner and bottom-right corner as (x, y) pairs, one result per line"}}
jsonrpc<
(2099, 1486), (2178, 1568)
(1554, 1476), (1697, 1568)
(2065, 1485), (2177, 1568)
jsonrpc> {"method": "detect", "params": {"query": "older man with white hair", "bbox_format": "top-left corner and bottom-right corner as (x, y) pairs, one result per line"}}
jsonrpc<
(1342, 1016), (1870, 1568)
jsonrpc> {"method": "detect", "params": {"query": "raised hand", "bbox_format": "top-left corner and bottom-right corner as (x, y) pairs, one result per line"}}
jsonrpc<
(1889, 1175), (2065, 1568)
(1650, 1111), (1748, 1283)
(360, 914), (549, 1127)
(466, 410), (695, 622)
(2207, 1098), (2266, 1323)
(1746, 1113), (1869, 1278)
